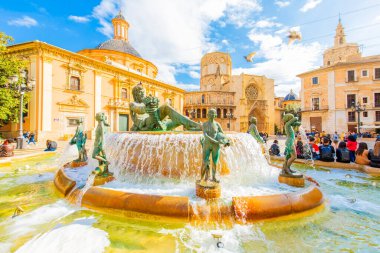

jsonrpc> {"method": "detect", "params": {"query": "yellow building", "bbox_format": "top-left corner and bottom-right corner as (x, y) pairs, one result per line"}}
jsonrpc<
(0, 13), (184, 140)
(299, 19), (380, 133)
(184, 52), (275, 133)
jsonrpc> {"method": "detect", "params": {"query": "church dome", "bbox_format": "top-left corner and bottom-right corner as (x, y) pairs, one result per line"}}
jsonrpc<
(284, 89), (298, 101)
(95, 39), (141, 58)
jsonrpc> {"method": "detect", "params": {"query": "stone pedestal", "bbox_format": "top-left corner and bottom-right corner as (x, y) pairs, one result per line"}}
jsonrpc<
(94, 173), (115, 186)
(196, 180), (221, 199)
(70, 160), (88, 168)
(278, 173), (305, 187)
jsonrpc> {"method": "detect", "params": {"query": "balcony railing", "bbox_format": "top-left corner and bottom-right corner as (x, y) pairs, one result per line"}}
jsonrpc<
(301, 105), (329, 112)
(108, 98), (129, 108)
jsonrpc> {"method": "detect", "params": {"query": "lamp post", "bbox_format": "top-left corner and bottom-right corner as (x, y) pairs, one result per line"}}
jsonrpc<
(226, 112), (233, 131)
(7, 70), (35, 149)
(351, 101), (366, 135)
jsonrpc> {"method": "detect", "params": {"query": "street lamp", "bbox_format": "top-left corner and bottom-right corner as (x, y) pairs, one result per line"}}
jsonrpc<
(226, 111), (233, 131)
(6, 70), (35, 149)
(351, 101), (366, 135)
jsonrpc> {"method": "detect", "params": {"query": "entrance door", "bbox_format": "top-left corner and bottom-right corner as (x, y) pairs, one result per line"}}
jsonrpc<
(310, 117), (322, 132)
(119, 114), (129, 132)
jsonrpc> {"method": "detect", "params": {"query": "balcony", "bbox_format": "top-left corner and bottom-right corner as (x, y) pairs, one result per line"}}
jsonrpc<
(301, 105), (329, 112)
(107, 98), (129, 109)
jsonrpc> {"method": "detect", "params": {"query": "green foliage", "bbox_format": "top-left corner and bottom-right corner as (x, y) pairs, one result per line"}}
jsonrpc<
(284, 103), (301, 120)
(0, 32), (28, 126)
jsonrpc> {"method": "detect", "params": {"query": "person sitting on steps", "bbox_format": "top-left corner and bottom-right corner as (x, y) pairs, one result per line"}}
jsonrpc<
(336, 141), (350, 163)
(318, 137), (335, 162)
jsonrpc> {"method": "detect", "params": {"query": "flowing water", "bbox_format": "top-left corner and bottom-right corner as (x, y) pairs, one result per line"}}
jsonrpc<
(0, 134), (379, 252)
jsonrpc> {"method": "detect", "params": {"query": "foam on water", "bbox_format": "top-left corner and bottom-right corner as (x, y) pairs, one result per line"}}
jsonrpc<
(2, 200), (77, 240)
(15, 220), (110, 253)
(160, 224), (269, 252)
(57, 143), (78, 167)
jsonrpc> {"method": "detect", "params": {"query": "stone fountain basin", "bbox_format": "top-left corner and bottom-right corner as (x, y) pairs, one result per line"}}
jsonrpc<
(54, 167), (324, 222)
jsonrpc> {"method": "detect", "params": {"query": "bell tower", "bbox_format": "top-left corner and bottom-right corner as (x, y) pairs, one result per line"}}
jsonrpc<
(112, 11), (130, 41)
(334, 17), (346, 46)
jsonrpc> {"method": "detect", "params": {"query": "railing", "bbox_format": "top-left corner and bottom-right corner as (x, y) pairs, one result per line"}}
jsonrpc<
(108, 98), (129, 108)
(301, 105), (329, 112)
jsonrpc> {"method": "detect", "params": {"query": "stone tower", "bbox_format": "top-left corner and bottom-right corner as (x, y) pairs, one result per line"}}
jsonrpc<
(112, 11), (130, 41)
(323, 18), (361, 66)
(200, 52), (232, 91)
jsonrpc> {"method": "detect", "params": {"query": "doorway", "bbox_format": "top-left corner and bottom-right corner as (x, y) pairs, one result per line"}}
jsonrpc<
(119, 114), (129, 131)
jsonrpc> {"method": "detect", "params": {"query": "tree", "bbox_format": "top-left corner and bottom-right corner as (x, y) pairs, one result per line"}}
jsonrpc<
(0, 32), (28, 127)
(284, 103), (301, 120)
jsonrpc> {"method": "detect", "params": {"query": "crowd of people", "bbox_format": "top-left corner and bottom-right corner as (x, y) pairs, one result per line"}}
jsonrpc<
(269, 130), (380, 168)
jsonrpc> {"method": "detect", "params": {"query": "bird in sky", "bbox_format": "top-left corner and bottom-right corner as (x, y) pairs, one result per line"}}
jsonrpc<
(244, 52), (256, 62)
(288, 30), (302, 45)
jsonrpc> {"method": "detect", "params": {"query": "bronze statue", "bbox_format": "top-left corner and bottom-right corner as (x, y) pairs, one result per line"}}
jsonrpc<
(282, 113), (302, 176)
(248, 116), (264, 144)
(69, 118), (88, 163)
(200, 109), (230, 183)
(130, 82), (201, 131)
(92, 112), (110, 175)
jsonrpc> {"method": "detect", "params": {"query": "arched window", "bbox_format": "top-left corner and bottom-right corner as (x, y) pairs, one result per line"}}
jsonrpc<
(201, 94), (205, 104)
(223, 109), (227, 118)
(202, 109), (207, 118)
(217, 108), (221, 118)
(121, 88), (128, 99)
(197, 109), (201, 118)
(70, 76), (80, 91)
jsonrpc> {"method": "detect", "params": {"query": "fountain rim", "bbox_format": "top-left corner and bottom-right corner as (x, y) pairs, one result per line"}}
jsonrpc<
(54, 167), (324, 222)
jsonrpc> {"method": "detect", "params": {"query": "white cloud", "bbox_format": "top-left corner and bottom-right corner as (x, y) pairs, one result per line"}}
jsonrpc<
(255, 19), (282, 28)
(189, 71), (200, 79)
(234, 30), (323, 96)
(68, 15), (91, 23)
(176, 83), (200, 91)
(91, 0), (262, 85)
(222, 39), (229, 45)
(275, 1), (291, 8)
(300, 0), (322, 12)
(7, 16), (38, 27)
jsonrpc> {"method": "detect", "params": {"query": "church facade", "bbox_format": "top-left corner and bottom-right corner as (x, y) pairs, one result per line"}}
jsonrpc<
(0, 13), (185, 140)
(184, 52), (275, 133)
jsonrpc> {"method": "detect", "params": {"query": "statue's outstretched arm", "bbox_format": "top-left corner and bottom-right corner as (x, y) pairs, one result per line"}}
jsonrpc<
(130, 102), (146, 114)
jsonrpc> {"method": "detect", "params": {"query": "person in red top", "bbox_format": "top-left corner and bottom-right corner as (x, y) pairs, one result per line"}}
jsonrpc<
(308, 136), (320, 160)
(346, 134), (357, 162)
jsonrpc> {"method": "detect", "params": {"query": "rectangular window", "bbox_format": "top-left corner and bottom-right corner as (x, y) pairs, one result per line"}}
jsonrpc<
(70, 76), (80, 91)
(363, 97), (368, 104)
(375, 93), (380, 107)
(362, 70), (368, 77)
(312, 77), (318, 85)
(347, 94), (356, 108)
(376, 111), (380, 122)
(312, 98), (319, 110)
(347, 70), (355, 82)
(348, 112), (356, 122)
(67, 118), (81, 127)
(363, 111), (368, 117)
(375, 68), (380, 79)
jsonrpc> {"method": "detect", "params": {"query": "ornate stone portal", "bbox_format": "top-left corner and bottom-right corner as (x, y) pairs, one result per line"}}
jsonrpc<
(196, 109), (230, 199)
(279, 113), (305, 187)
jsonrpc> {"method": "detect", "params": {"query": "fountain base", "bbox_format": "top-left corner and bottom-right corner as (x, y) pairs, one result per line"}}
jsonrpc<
(70, 160), (88, 168)
(94, 173), (115, 186)
(278, 174), (305, 187)
(196, 180), (221, 199)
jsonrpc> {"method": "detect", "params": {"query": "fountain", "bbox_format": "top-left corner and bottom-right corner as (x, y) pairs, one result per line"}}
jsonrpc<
(54, 84), (324, 225)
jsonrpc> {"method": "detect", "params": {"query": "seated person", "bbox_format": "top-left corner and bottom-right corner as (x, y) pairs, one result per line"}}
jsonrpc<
(347, 135), (358, 162)
(307, 136), (319, 160)
(27, 132), (36, 145)
(0, 139), (14, 157)
(355, 142), (370, 165)
(368, 141), (380, 168)
(44, 140), (57, 152)
(336, 141), (351, 163)
(318, 137), (335, 162)
(269, 140), (280, 156)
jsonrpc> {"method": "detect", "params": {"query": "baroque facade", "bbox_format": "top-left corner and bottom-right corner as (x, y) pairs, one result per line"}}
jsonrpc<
(299, 19), (380, 133)
(0, 13), (184, 140)
(184, 52), (275, 133)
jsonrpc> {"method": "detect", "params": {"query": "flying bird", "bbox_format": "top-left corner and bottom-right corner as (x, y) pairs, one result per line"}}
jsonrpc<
(244, 52), (256, 62)
(288, 30), (302, 45)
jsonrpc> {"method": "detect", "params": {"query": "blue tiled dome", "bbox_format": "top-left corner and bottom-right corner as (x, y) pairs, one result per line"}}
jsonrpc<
(284, 89), (298, 101)
(95, 39), (141, 58)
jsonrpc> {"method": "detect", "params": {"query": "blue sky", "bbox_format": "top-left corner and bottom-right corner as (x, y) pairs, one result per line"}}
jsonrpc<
(1, 0), (380, 96)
